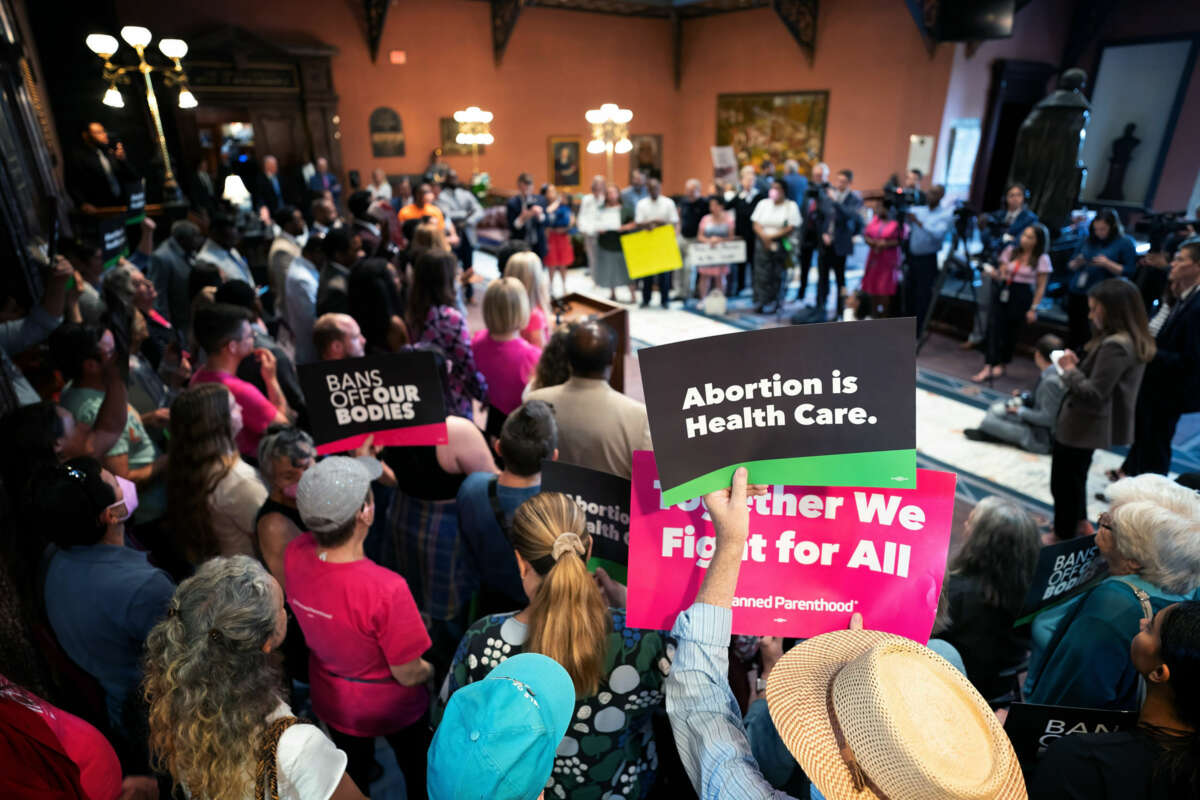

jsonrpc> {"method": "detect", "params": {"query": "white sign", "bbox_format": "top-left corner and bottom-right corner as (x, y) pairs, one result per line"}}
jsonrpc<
(711, 146), (738, 182)
(907, 134), (936, 177)
(689, 239), (747, 267)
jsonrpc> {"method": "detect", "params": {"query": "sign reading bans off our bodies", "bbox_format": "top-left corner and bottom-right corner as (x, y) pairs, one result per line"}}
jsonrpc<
(626, 451), (956, 641)
(298, 351), (448, 454)
(540, 460), (632, 583)
(638, 317), (917, 506)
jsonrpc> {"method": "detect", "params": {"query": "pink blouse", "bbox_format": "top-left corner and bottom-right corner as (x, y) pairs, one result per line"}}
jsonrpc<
(999, 246), (1052, 286)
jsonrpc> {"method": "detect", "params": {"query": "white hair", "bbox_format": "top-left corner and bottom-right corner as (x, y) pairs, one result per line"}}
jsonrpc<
(1109, 474), (1200, 518)
(784, 159), (799, 173)
(685, 178), (702, 190)
(740, 165), (757, 179)
(1111, 501), (1200, 594)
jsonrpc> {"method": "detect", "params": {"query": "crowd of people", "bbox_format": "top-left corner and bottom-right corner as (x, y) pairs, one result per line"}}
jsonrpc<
(1, 131), (1199, 800)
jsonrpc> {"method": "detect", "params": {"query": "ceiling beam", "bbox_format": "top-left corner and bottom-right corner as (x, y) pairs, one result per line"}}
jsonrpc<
(492, 0), (526, 66)
(772, 0), (817, 65)
(364, 0), (389, 63)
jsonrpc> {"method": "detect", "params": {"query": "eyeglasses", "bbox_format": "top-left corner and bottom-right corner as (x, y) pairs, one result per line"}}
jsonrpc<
(1097, 512), (1115, 534)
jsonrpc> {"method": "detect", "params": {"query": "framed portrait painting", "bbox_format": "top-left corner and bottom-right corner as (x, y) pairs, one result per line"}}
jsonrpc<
(716, 91), (829, 176)
(548, 136), (582, 188)
(630, 134), (663, 183)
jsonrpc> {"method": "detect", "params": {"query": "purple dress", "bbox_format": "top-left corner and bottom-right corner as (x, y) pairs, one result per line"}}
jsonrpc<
(417, 305), (487, 418)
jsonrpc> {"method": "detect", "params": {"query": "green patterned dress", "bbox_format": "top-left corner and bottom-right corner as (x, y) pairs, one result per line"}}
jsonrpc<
(440, 608), (673, 799)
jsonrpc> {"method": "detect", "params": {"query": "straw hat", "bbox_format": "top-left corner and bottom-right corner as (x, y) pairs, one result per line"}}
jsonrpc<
(765, 630), (1026, 800)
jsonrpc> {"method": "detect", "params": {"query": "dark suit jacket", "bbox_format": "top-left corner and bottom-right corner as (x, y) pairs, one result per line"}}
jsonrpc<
(252, 172), (287, 212)
(733, 191), (763, 239)
(1144, 287), (1200, 414)
(308, 172), (343, 206)
(317, 262), (351, 317)
(67, 145), (138, 207)
(798, 183), (833, 241)
(237, 330), (306, 423)
(828, 190), (863, 257)
(147, 238), (193, 332)
(352, 219), (384, 260)
(506, 194), (548, 258)
(982, 207), (1038, 256)
(190, 170), (218, 216)
(1056, 334), (1146, 450)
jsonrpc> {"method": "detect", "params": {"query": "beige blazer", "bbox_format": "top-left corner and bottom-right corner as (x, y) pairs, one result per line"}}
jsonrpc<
(526, 376), (652, 479)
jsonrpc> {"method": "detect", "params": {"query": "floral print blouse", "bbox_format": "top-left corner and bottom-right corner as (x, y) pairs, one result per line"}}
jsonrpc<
(417, 304), (487, 418)
(440, 608), (673, 799)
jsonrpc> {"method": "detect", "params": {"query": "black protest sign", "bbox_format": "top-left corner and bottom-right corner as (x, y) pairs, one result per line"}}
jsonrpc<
(125, 179), (146, 224)
(298, 351), (448, 454)
(541, 460), (632, 583)
(1015, 535), (1108, 624)
(637, 317), (917, 506)
(99, 216), (128, 268)
(1004, 703), (1138, 777)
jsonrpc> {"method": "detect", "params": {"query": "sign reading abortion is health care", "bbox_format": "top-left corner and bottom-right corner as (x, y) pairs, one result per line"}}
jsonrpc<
(540, 460), (631, 583)
(626, 451), (955, 641)
(638, 317), (917, 506)
(298, 351), (448, 455)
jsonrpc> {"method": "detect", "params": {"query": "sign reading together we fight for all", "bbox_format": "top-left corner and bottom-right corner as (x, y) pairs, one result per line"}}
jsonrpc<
(637, 317), (917, 507)
(626, 451), (956, 642)
(298, 351), (448, 455)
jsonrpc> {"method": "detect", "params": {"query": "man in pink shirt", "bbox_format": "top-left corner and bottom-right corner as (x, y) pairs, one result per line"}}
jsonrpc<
(190, 303), (290, 457)
(288, 455), (433, 797)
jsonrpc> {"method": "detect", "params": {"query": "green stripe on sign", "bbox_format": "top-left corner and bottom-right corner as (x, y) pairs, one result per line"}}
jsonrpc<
(658, 449), (917, 508)
(586, 557), (627, 585)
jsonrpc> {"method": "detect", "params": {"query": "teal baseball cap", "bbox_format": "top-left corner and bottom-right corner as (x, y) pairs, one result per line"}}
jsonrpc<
(428, 652), (576, 799)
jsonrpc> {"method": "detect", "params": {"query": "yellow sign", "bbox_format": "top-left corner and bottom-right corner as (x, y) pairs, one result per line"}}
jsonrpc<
(621, 225), (682, 279)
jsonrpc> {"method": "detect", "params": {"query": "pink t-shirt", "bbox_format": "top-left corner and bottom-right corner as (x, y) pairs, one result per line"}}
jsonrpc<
(522, 306), (551, 346)
(470, 330), (542, 415)
(285, 534), (431, 736)
(999, 246), (1053, 286)
(190, 368), (278, 457)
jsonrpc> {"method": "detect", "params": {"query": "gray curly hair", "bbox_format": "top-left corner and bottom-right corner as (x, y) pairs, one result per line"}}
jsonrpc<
(144, 555), (284, 799)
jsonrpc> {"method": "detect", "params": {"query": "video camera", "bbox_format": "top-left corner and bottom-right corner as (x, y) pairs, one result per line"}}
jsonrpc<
(1134, 210), (1198, 252)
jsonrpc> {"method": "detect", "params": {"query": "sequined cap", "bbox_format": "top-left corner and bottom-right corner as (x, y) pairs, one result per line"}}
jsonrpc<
(296, 456), (382, 533)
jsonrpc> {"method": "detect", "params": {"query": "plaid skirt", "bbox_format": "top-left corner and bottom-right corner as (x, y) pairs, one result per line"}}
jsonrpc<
(387, 490), (467, 623)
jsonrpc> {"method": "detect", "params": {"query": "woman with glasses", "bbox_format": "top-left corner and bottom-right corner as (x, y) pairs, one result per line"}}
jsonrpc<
(1026, 475), (1200, 711)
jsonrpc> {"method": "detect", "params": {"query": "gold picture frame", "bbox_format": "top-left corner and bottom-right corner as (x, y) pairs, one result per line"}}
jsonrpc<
(547, 136), (582, 189)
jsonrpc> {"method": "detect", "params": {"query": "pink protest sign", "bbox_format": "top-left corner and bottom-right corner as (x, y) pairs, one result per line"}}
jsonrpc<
(627, 451), (956, 643)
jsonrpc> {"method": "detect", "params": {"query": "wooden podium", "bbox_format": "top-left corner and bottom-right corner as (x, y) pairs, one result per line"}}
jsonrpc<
(554, 292), (629, 393)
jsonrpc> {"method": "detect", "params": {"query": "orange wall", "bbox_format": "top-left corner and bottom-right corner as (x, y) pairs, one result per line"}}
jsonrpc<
(113, 0), (952, 195)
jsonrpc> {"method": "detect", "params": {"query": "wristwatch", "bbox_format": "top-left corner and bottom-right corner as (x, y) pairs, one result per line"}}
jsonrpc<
(756, 675), (768, 693)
